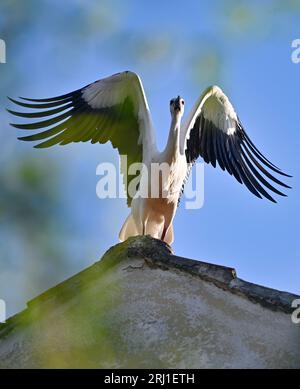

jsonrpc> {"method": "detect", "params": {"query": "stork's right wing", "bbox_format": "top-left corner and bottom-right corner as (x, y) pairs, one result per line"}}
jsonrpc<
(8, 71), (157, 206)
(180, 86), (291, 202)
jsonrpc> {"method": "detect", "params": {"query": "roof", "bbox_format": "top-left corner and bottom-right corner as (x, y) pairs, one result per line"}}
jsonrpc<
(0, 236), (299, 368)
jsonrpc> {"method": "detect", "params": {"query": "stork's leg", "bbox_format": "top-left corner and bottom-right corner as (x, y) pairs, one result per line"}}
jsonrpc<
(161, 215), (172, 242)
(142, 216), (148, 236)
(161, 226), (168, 241)
(161, 203), (176, 242)
(161, 219), (173, 241)
(164, 224), (174, 245)
(143, 214), (164, 239)
(133, 197), (148, 236)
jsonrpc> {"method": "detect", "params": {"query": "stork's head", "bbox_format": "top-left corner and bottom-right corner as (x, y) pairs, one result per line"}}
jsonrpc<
(170, 96), (185, 118)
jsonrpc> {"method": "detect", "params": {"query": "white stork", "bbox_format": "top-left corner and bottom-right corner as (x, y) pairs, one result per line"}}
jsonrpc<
(8, 71), (291, 245)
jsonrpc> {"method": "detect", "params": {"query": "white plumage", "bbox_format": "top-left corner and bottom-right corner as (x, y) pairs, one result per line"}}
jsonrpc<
(8, 71), (291, 245)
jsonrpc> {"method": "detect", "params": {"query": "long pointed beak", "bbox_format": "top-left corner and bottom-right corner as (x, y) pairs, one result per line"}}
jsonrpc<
(174, 96), (181, 111)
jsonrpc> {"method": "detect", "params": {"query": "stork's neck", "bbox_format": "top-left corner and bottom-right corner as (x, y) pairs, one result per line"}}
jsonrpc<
(164, 115), (181, 163)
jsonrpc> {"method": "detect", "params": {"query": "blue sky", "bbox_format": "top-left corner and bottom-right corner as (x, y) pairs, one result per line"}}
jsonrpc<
(0, 0), (299, 316)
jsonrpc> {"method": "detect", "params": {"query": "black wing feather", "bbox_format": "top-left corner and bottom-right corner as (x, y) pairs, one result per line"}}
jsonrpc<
(185, 112), (291, 202)
(7, 83), (142, 207)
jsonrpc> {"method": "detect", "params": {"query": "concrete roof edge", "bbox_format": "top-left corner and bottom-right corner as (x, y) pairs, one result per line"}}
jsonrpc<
(125, 236), (299, 314)
(0, 236), (298, 337)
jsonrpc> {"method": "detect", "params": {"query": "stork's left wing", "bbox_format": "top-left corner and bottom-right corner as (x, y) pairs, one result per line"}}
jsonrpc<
(180, 86), (291, 202)
(8, 71), (157, 206)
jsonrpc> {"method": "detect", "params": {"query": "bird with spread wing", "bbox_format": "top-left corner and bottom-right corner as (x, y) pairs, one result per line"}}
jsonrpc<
(8, 71), (291, 245)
